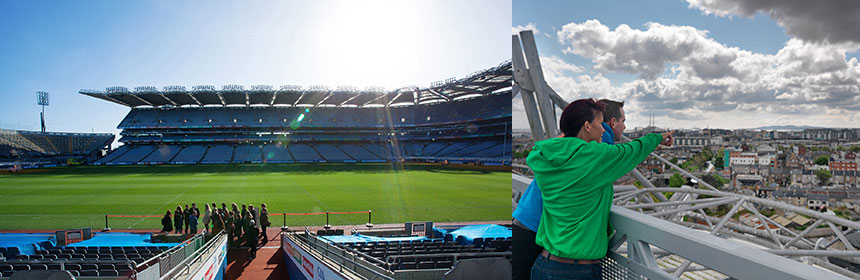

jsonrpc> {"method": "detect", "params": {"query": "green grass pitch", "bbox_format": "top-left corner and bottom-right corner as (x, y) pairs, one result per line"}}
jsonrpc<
(0, 163), (510, 230)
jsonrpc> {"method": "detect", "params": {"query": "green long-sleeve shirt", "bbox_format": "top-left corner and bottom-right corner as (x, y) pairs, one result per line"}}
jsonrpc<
(526, 133), (662, 259)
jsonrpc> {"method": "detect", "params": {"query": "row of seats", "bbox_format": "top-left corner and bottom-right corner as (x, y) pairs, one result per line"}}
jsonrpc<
(361, 245), (498, 259)
(338, 238), (512, 271)
(388, 254), (511, 271)
(345, 238), (511, 249)
(17, 253), (149, 264)
(0, 269), (127, 277)
(0, 262), (134, 277)
(38, 246), (167, 255)
(97, 140), (509, 165)
(316, 229), (345, 236)
(392, 260), (454, 270)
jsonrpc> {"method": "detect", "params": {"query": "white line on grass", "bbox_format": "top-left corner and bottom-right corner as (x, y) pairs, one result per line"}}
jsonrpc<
(126, 170), (209, 229)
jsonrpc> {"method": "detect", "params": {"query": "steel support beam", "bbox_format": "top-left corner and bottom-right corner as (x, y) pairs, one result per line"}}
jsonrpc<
(512, 35), (546, 141)
(518, 30), (558, 138)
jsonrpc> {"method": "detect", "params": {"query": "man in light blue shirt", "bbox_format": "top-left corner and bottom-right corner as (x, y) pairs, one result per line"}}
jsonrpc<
(512, 99), (625, 280)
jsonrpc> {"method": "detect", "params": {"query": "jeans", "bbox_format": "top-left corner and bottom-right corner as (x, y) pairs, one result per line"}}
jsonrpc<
(531, 254), (602, 280)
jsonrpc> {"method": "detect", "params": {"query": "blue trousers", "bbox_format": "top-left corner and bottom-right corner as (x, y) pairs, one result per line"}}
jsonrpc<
(530, 254), (602, 280)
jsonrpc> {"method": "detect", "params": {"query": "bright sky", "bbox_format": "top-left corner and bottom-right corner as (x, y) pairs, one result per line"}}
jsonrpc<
(0, 0), (510, 141)
(513, 0), (860, 130)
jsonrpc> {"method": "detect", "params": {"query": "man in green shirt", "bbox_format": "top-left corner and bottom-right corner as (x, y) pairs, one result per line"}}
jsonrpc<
(527, 98), (672, 279)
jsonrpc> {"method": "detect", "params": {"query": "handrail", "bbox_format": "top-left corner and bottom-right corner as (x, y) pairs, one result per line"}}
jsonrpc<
(160, 231), (225, 280)
(135, 241), (184, 269)
(609, 206), (849, 280)
(512, 174), (853, 279)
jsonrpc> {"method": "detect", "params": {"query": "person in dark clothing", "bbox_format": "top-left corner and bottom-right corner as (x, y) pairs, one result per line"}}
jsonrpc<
(192, 203), (200, 218)
(161, 211), (173, 233)
(183, 204), (192, 234)
(234, 210), (244, 239)
(239, 210), (250, 242)
(246, 219), (259, 259)
(173, 206), (184, 234)
(259, 203), (270, 243)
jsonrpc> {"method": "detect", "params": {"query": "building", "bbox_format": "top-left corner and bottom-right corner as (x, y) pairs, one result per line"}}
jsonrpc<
(731, 152), (757, 166)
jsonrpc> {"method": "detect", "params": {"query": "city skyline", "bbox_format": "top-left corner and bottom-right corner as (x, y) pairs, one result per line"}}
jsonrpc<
(513, 0), (860, 131)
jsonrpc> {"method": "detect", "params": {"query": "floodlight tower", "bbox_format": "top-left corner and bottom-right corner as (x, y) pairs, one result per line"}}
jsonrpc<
(37, 91), (49, 132)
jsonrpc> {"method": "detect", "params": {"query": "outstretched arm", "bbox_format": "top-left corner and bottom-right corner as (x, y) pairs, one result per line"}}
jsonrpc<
(586, 132), (668, 186)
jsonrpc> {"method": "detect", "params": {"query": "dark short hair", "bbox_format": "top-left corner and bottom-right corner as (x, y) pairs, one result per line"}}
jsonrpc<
(560, 98), (605, 137)
(599, 99), (624, 123)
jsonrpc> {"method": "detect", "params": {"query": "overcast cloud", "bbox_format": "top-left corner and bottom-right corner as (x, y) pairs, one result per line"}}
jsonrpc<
(687, 0), (860, 44)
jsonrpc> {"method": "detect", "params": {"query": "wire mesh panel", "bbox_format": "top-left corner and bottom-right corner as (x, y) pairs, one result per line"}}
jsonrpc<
(136, 262), (160, 280)
(601, 256), (648, 280)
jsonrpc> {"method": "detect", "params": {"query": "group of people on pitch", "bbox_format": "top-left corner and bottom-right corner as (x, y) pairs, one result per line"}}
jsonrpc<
(513, 98), (675, 280)
(160, 202), (271, 259)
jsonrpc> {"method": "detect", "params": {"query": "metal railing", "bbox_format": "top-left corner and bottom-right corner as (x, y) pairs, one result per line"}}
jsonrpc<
(134, 233), (209, 280)
(160, 231), (226, 280)
(286, 231), (395, 280)
(513, 175), (851, 279)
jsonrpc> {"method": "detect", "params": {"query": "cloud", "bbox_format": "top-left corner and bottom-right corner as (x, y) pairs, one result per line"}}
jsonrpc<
(686, 0), (860, 44)
(557, 20), (732, 79)
(515, 19), (860, 129)
(513, 23), (539, 35)
(539, 55), (584, 75)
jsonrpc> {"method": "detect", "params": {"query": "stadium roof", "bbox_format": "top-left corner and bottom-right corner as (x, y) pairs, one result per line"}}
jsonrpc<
(80, 61), (512, 108)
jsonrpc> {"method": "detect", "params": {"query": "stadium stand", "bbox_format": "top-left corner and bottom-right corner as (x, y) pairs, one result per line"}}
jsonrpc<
(0, 129), (113, 168)
(314, 143), (354, 162)
(169, 145), (207, 164)
(233, 144), (262, 163)
(200, 145), (233, 164)
(82, 61), (512, 166)
(0, 245), (170, 278)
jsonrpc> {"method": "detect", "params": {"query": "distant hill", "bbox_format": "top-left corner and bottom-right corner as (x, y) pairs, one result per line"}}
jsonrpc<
(751, 125), (823, 130)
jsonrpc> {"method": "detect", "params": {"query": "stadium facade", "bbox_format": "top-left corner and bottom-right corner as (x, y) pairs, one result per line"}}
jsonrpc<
(82, 61), (512, 166)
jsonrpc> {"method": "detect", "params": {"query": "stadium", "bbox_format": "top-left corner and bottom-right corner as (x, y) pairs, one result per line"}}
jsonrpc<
(0, 62), (513, 279)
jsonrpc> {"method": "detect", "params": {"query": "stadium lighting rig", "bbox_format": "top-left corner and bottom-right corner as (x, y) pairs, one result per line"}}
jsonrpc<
(36, 91), (49, 132)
